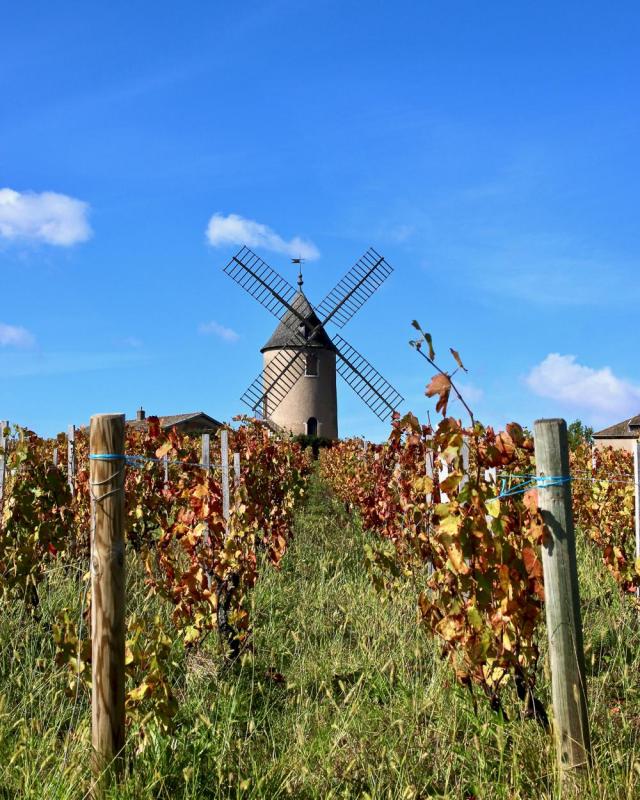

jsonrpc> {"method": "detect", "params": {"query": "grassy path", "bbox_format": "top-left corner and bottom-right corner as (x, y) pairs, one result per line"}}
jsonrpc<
(1, 472), (640, 798)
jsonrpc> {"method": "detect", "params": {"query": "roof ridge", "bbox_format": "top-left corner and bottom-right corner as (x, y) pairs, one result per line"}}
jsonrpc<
(594, 414), (640, 438)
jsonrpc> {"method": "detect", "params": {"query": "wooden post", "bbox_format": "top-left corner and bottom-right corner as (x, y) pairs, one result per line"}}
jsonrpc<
(0, 420), (8, 508)
(233, 452), (241, 487)
(67, 424), (76, 496)
(484, 466), (497, 484)
(221, 430), (230, 522)
(90, 414), (126, 793)
(163, 454), (169, 484)
(534, 418), (590, 773)
(439, 461), (449, 502)
(201, 434), (210, 470)
(53, 447), (58, 467)
(424, 444), (434, 506)
(425, 441), (434, 576)
(460, 437), (470, 490)
(634, 441), (640, 599)
(200, 434), (212, 587)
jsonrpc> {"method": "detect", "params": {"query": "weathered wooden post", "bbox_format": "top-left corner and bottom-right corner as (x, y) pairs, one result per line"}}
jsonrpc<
(89, 414), (126, 794)
(201, 433), (210, 471)
(634, 441), (640, 599)
(200, 433), (213, 587)
(425, 440), (435, 577)
(67, 424), (76, 496)
(233, 452), (241, 488)
(221, 429), (230, 522)
(0, 420), (8, 508)
(460, 436), (470, 490)
(424, 441), (434, 505)
(53, 446), (58, 467)
(534, 418), (590, 774)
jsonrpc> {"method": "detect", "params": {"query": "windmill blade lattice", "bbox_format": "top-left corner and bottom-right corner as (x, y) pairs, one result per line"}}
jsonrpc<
(240, 349), (305, 416)
(314, 248), (393, 329)
(333, 334), (403, 421)
(223, 246), (303, 323)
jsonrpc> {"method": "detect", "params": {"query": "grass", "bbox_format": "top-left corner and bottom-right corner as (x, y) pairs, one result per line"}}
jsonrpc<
(1, 472), (640, 798)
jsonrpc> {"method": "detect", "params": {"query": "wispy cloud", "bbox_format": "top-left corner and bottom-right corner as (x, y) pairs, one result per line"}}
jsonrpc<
(206, 213), (319, 261)
(450, 380), (484, 406)
(0, 188), (92, 246)
(198, 320), (240, 343)
(388, 224), (415, 244)
(121, 336), (144, 349)
(0, 322), (35, 348)
(526, 353), (640, 417)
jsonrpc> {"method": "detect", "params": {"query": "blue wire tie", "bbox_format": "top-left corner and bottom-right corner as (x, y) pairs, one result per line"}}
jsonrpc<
(496, 475), (571, 499)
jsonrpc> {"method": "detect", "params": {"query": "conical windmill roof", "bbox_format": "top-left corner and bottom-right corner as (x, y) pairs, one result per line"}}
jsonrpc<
(261, 291), (338, 353)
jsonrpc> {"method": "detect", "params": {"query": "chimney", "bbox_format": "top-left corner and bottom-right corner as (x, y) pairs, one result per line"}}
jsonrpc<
(136, 407), (146, 421)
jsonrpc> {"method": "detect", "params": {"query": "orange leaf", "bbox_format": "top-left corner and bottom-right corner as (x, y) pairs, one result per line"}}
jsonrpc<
(426, 374), (452, 417)
(522, 546), (543, 579)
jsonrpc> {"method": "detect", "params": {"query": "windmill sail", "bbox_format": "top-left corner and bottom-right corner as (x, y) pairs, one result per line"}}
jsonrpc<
(223, 246), (306, 325)
(240, 349), (305, 416)
(333, 334), (403, 421)
(314, 248), (393, 329)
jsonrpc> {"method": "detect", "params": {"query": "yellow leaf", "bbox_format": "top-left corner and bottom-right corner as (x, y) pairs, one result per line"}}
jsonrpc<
(486, 498), (500, 518)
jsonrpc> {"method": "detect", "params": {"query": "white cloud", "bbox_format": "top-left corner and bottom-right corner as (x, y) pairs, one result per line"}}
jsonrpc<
(198, 320), (240, 343)
(452, 380), (484, 405)
(526, 353), (640, 416)
(388, 224), (415, 243)
(0, 188), (92, 246)
(206, 213), (319, 261)
(121, 336), (143, 349)
(0, 323), (35, 348)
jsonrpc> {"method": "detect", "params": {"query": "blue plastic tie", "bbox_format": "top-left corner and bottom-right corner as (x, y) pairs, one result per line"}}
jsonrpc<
(496, 475), (571, 499)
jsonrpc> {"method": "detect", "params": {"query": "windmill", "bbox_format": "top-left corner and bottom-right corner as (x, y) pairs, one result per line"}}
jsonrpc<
(222, 245), (403, 438)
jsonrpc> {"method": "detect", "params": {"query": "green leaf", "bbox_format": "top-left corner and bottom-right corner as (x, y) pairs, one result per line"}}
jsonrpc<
(423, 332), (435, 360)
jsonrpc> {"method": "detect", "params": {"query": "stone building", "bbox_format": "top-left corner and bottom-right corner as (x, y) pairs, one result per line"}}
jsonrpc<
(593, 414), (640, 453)
(261, 288), (338, 439)
(126, 408), (222, 435)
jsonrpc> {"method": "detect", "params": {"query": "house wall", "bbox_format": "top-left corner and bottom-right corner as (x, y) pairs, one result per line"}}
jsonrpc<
(593, 438), (637, 453)
(263, 348), (338, 439)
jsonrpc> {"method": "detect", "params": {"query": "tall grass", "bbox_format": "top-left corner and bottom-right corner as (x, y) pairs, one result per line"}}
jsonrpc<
(0, 473), (639, 798)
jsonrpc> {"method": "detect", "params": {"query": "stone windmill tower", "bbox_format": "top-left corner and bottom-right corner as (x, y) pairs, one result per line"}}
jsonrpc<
(223, 246), (403, 438)
(261, 270), (338, 438)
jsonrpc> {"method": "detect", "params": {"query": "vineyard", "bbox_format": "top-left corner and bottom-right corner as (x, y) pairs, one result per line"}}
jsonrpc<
(2, 396), (640, 797)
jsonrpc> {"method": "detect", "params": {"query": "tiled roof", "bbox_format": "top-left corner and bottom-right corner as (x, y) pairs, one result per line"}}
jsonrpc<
(593, 415), (640, 439)
(261, 291), (337, 353)
(127, 412), (222, 431)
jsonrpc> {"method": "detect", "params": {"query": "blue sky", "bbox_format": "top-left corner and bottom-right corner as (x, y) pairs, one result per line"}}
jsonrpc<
(2, 1), (640, 440)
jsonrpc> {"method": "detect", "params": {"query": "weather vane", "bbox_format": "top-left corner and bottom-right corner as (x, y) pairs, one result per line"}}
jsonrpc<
(291, 257), (304, 288)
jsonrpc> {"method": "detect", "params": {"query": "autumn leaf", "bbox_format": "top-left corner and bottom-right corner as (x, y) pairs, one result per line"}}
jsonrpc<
(425, 373), (452, 416)
(523, 489), (538, 513)
(449, 348), (467, 372)
(522, 546), (543, 579)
